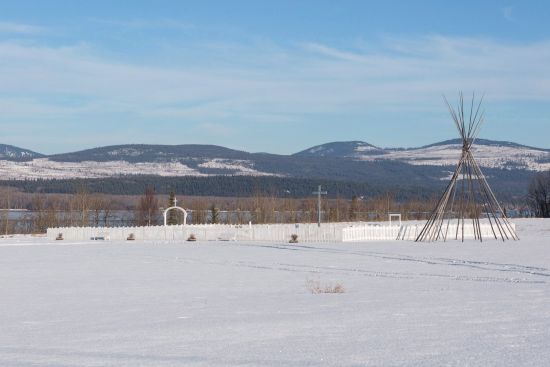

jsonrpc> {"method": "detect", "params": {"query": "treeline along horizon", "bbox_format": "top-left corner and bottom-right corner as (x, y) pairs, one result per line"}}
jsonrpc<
(0, 167), (531, 202)
(0, 175), (439, 201)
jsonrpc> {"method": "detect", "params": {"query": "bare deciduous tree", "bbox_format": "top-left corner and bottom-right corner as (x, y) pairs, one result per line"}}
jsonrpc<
(1, 187), (15, 235)
(90, 195), (103, 227)
(528, 171), (550, 218)
(190, 198), (208, 224)
(72, 187), (91, 227)
(348, 196), (359, 221)
(102, 199), (114, 227)
(136, 187), (159, 226)
(88, 194), (115, 227)
(31, 194), (59, 233)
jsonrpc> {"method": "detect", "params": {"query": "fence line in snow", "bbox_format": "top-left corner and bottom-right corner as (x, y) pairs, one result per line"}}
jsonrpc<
(48, 222), (392, 242)
(394, 223), (517, 241)
(47, 221), (515, 243)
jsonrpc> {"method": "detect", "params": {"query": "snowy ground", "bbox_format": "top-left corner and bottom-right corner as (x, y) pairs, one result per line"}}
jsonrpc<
(1, 219), (549, 366)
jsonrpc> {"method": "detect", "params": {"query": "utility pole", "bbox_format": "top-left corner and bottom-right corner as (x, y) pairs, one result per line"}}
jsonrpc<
(312, 185), (327, 227)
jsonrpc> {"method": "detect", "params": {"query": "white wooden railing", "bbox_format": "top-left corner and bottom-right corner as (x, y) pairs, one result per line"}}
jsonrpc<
(396, 223), (517, 241)
(47, 221), (516, 243)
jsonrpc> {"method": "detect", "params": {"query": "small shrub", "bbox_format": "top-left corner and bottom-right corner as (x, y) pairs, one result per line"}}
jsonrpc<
(127, 233), (135, 241)
(187, 234), (197, 242)
(289, 234), (298, 243)
(55, 233), (64, 241)
(306, 279), (345, 294)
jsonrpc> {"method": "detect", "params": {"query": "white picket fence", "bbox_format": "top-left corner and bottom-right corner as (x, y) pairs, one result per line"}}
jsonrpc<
(48, 222), (399, 242)
(47, 221), (515, 243)
(341, 225), (401, 241)
(395, 223), (517, 241)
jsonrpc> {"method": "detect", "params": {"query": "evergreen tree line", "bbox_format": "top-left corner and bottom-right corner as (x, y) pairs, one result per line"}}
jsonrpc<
(0, 175), (438, 201)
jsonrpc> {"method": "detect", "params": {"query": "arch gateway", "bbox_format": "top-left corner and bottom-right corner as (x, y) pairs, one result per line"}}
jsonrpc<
(163, 197), (188, 226)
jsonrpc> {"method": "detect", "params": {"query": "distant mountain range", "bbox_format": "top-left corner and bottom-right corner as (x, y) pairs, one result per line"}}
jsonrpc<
(294, 141), (386, 157)
(0, 144), (44, 161)
(0, 139), (547, 199)
(295, 139), (550, 170)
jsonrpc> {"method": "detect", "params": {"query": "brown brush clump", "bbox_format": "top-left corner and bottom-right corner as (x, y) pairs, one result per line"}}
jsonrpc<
(306, 279), (345, 294)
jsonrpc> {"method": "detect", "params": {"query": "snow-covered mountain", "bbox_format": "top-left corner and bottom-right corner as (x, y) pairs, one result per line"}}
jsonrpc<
(296, 139), (550, 171)
(0, 144), (276, 180)
(293, 141), (386, 158)
(0, 158), (274, 180)
(370, 139), (550, 171)
(0, 144), (43, 161)
(0, 140), (548, 181)
(48, 144), (252, 162)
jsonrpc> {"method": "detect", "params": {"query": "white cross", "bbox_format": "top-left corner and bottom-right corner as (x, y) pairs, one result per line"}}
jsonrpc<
(312, 185), (327, 227)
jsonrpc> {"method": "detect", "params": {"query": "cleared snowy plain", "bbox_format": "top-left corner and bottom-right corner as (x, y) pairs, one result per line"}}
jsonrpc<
(1, 218), (549, 366)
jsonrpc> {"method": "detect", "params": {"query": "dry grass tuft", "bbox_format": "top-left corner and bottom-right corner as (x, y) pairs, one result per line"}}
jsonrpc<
(306, 279), (345, 294)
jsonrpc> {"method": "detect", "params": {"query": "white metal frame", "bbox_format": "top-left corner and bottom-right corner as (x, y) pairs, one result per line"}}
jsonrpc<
(388, 213), (402, 227)
(163, 206), (188, 226)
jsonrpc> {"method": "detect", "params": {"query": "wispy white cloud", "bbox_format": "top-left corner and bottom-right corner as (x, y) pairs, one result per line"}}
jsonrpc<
(0, 21), (45, 34)
(1, 35), (549, 114)
(502, 6), (515, 22)
(302, 36), (550, 100)
(303, 42), (368, 62)
(0, 34), (549, 151)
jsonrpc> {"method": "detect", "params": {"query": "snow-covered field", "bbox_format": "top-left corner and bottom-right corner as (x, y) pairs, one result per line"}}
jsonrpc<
(1, 218), (549, 366)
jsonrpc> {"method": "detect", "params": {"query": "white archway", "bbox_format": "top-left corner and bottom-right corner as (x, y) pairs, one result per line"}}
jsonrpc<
(163, 198), (188, 226)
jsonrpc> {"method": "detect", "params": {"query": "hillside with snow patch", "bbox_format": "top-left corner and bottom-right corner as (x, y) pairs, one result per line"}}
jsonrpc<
(0, 158), (273, 180)
(0, 144), (43, 161)
(366, 140), (550, 171)
(297, 139), (550, 171)
(0, 140), (546, 187)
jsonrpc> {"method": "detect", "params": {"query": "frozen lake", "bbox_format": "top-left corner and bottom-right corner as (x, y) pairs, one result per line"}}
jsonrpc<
(1, 219), (549, 366)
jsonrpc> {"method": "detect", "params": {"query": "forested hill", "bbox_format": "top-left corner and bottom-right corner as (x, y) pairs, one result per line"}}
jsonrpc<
(0, 139), (544, 200)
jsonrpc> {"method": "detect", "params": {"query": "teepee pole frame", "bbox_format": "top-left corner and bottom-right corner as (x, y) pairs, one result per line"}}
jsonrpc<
(416, 93), (519, 242)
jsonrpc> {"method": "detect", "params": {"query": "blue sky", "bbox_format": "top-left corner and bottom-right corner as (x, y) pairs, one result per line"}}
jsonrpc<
(0, 0), (549, 154)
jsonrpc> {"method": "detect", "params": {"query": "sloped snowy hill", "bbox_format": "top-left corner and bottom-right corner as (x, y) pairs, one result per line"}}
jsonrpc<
(0, 140), (548, 180)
